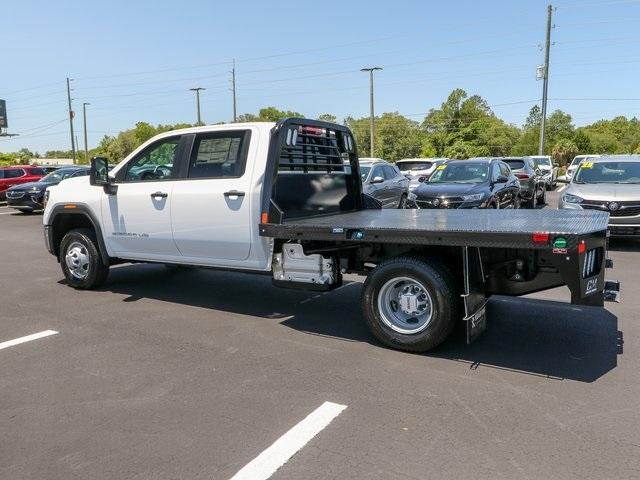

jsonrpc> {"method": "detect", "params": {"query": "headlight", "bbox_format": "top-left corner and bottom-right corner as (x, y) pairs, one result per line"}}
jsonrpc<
(562, 193), (583, 204)
(462, 193), (484, 202)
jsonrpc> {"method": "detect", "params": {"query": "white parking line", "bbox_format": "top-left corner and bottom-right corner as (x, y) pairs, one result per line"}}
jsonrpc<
(0, 330), (59, 350)
(0, 211), (16, 215)
(229, 401), (347, 480)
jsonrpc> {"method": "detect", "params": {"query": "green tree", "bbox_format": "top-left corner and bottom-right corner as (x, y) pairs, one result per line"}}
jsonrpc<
(551, 139), (578, 167)
(317, 113), (337, 123)
(573, 129), (593, 153)
(237, 107), (303, 123)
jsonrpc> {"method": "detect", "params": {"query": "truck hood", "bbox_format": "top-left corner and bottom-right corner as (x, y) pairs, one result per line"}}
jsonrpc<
(568, 183), (640, 201)
(414, 182), (484, 198)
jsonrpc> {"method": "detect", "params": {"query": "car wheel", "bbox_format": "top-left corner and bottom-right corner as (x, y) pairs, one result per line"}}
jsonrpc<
(538, 186), (546, 205)
(525, 192), (536, 209)
(362, 256), (460, 352)
(59, 228), (109, 289)
(398, 194), (408, 209)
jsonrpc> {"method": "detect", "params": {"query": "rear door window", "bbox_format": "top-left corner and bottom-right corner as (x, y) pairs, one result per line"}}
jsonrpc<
(4, 169), (25, 179)
(188, 131), (250, 179)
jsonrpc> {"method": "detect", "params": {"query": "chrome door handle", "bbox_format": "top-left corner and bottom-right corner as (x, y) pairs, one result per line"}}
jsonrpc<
(150, 191), (168, 198)
(224, 190), (245, 197)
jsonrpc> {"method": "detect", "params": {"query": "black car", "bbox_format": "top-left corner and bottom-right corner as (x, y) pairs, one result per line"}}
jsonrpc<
(413, 158), (521, 209)
(502, 157), (546, 208)
(6, 166), (89, 213)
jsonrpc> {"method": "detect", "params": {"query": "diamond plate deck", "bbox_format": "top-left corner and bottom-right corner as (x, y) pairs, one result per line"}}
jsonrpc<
(259, 209), (609, 249)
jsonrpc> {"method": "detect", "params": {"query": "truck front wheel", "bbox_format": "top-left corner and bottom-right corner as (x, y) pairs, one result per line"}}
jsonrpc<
(59, 228), (109, 289)
(362, 256), (460, 352)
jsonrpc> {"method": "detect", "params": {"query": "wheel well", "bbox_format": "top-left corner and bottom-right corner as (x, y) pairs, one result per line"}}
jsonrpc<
(51, 213), (97, 258)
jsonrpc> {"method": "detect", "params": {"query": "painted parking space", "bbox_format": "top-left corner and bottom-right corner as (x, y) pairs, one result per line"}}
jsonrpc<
(0, 330), (59, 351)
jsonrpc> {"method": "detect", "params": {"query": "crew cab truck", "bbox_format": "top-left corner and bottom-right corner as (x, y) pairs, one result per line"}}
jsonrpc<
(43, 119), (619, 353)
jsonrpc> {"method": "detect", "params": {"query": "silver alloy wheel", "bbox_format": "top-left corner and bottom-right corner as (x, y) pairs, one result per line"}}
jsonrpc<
(377, 276), (434, 334)
(65, 241), (90, 280)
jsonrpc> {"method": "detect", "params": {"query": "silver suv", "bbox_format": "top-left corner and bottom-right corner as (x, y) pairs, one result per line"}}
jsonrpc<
(559, 155), (640, 236)
(359, 158), (410, 208)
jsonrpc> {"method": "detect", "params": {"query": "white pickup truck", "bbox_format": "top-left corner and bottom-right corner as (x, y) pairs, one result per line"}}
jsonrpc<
(43, 118), (618, 352)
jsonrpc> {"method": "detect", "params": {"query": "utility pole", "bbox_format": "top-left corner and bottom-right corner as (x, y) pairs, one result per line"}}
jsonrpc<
(66, 77), (76, 164)
(82, 102), (90, 164)
(231, 59), (237, 122)
(360, 67), (382, 157)
(189, 87), (205, 125)
(538, 4), (553, 155)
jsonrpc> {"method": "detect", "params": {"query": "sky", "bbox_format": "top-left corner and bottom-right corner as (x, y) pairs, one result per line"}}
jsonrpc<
(1, 0), (640, 153)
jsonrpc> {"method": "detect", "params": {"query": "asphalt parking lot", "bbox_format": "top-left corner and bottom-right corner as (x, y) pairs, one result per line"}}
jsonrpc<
(1, 192), (640, 480)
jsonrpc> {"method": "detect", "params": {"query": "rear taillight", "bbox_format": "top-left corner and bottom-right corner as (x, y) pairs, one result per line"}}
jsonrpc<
(515, 173), (531, 180)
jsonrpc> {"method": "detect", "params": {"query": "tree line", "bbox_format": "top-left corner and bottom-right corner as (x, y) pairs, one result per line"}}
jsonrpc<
(2, 88), (640, 167)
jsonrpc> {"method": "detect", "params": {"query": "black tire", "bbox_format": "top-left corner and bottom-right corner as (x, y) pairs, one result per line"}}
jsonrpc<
(538, 186), (546, 205)
(59, 228), (109, 289)
(19, 209), (35, 215)
(397, 194), (408, 209)
(513, 194), (521, 209)
(361, 256), (460, 352)
(524, 192), (536, 209)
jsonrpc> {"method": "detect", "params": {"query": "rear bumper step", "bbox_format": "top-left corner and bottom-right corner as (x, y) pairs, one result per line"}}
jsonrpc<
(604, 279), (621, 303)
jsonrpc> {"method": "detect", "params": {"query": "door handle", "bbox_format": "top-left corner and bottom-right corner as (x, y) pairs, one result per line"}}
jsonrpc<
(150, 191), (168, 198)
(224, 190), (245, 197)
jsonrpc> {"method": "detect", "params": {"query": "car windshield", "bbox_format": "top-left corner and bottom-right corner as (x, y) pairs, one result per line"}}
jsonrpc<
(504, 160), (525, 171)
(360, 166), (371, 182)
(397, 161), (433, 171)
(428, 163), (489, 184)
(40, 169), (77, 183)
(574, 161), (640, 184)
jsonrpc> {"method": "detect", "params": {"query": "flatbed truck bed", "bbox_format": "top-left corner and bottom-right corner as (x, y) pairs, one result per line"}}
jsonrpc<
(260, 209), (609, 249)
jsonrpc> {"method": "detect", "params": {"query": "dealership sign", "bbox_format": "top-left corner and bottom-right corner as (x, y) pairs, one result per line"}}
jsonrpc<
(0, 100), (7, 128)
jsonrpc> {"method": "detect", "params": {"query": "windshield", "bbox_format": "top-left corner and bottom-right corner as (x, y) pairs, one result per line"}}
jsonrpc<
(574, 161), (640, 184)
(397, 161), (433, 171)
(571, 156), (589, 167)
(504, 160), (525, 171)
(428, 163), (489, 184)
(360, 166), (371, 182)
(40, 169), (77, 183)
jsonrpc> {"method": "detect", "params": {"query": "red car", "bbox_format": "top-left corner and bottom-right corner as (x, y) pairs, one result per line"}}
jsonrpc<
(0, 166), (46, 200)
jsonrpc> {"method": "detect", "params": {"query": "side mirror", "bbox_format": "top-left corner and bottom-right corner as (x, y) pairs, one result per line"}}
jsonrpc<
(495, 175), (509, 183)
(90, 156), (117, 194)
(418, 176), (427, 183)
(370, 176), (384, 184)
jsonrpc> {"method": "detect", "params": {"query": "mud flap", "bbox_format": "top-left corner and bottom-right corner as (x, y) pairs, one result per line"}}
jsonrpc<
(462, 247), (488, 344)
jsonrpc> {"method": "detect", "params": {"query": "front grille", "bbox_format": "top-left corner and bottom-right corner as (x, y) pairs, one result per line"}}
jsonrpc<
(582, 248), (601, 279)
(582, 200), (640, 217)
(6, 191), (25, 199)
(415, 197), (464, 209)
(609, 225), (640, 236)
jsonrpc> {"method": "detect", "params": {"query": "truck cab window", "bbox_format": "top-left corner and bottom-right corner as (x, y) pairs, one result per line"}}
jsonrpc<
(123, 137), (180, 182)
(188, 132), (247, 179)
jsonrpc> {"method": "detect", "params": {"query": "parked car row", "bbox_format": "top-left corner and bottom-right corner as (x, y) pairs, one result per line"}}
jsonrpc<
(0, 165), (89, 212)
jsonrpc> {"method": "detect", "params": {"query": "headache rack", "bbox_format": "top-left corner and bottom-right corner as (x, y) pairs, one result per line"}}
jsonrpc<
(261, 118), (363, 223)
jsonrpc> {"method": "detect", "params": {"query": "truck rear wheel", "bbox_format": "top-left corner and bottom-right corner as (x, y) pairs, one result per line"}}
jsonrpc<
(59, 228), (109, 289)
(361, 256), (460, 352)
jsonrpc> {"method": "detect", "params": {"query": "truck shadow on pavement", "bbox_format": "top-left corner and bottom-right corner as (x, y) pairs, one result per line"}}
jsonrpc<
(608, 238), (640, 252)
(98, 264), (621, 383)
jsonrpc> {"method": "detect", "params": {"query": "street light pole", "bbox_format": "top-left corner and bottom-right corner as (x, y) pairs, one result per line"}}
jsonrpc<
(189, 87), (206, 125)
(82, 102), (90, 163)
(360, 67), (382, 157)
(538, 4), (553, 155)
